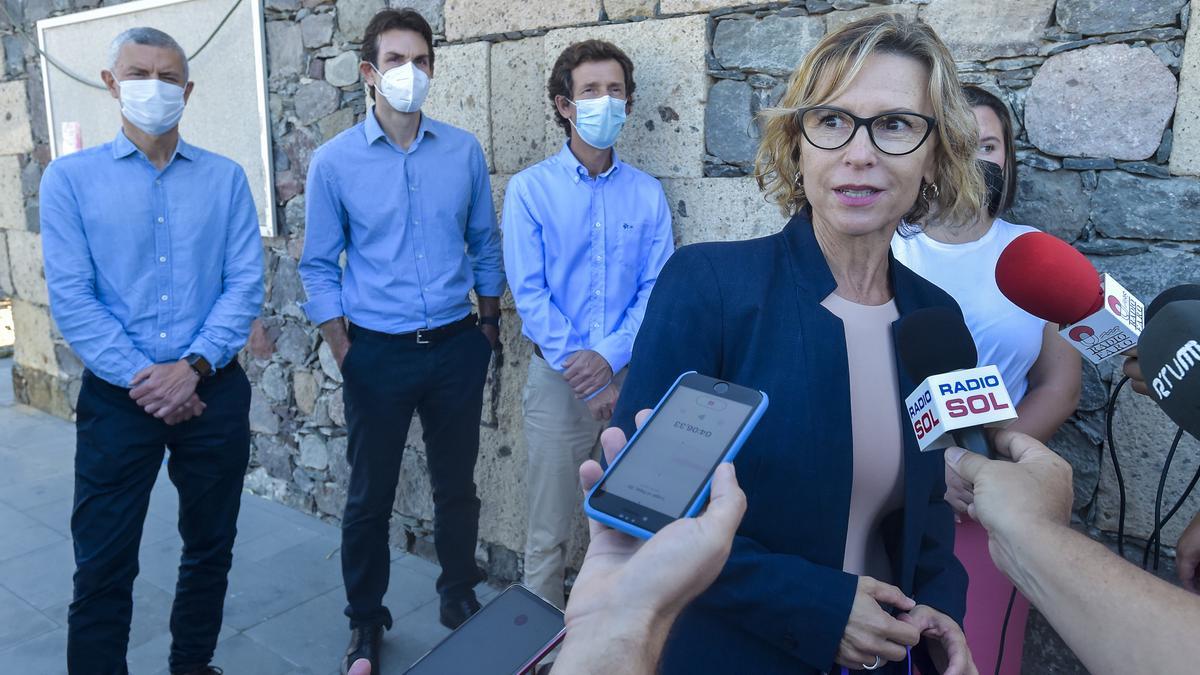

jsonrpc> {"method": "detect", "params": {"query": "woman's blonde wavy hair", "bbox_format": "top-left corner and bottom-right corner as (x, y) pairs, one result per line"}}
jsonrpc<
(754, 13), (984, 226)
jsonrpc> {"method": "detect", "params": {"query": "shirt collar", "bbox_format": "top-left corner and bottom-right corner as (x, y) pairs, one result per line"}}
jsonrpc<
(364, 108), (438, 149)
(555, 141), (621, 183)
(111, 128), (196, 162)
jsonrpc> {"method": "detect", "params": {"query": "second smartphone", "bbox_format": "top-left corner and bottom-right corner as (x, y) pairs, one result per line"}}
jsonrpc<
(585, 371), (767, 539)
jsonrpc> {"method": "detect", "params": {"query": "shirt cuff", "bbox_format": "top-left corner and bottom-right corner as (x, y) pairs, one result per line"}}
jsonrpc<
(591, 337), (629, 377)
(122, 353), (157, 388)
(303, 292), (344, 326)
(473, 272), (507, 298)
(185, 335), (226, 370)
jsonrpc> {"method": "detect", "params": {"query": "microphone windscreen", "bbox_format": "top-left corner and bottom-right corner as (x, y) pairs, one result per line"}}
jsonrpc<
(1138, 300), (1200, 442)
(995, 232), (1102, 324)
(895, 306), (979, 383)
(1146, 284), (1200, 324)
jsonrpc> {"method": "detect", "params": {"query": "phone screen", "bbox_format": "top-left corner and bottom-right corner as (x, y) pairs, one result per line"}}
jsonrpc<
(404, 585), (564, 675)
(598, 383), (755, 517)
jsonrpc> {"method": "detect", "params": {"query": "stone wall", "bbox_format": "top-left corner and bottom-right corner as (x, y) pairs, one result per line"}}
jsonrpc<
(2, 1), (1199, 671)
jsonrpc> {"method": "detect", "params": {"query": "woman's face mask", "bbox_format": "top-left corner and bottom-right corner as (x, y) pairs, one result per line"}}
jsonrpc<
(979, 159), (1006, 217)
(569, 95), (627, 150)
(119, 78), (186, 136)
(372, 61), (431, 114)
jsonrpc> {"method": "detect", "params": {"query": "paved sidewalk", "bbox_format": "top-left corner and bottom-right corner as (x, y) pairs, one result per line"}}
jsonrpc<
(0, 358), (497, 674)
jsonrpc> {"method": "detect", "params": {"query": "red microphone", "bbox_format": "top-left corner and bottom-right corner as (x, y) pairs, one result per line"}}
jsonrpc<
(996, 232), (1145, 363)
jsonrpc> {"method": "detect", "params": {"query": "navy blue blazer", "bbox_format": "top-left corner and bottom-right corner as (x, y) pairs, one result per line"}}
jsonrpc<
(612, 210), (968, 674)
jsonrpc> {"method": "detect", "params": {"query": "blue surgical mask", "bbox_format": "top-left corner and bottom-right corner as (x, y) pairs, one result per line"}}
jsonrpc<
(569, 95), (627, 150)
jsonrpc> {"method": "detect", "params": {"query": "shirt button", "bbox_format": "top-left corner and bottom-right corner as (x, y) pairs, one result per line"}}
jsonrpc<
(592, 322), (600, 329)
(595, 255), (603, 262)
(414, 219), (420, 225)
(410, 185), (417, 191)
(594, 222), (601, 228)
(160, 295), (168, 301)
(155, 179), (162, 185)
(157, 216), (164, 223)
(417, 253), (424, 259)
(159, 256), (167, 263)
(159, 332), (167, 338)
(594, 289), (601, 296)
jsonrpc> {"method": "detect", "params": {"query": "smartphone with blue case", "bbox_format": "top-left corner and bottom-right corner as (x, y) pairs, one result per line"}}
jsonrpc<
(585, 371), (768, 539)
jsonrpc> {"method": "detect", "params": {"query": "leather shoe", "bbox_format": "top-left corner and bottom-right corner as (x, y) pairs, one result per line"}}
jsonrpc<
(439, 595), (482, 629)
(342, 625), (383, 675)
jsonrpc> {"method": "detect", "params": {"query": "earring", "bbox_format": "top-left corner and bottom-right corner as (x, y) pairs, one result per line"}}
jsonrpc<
(793, 171), (802, 188)
(921, 182), (940, 202)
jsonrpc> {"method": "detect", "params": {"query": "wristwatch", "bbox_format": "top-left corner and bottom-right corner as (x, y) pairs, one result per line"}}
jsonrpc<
(479, 315), (500, 328)
(185, 353), (213, 379)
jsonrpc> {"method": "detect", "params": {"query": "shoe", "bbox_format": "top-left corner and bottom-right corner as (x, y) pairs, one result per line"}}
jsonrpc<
(439, 595), (482, 629)
(177, 668), (223, 675)
(342, 625), (383, 675)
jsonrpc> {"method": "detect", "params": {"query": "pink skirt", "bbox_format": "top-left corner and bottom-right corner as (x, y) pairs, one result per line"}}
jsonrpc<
(956, 519), (1029, 674)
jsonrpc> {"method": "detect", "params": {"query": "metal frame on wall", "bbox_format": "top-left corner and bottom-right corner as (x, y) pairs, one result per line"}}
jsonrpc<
(36, 0), (277, 237)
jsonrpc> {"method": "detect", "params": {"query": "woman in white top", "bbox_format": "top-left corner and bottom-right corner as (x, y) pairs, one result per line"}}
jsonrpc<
(891, 86), (1081, 674)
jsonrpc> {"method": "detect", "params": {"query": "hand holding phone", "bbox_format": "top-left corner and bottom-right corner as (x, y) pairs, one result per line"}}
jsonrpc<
(550, 410), (749, 675)
(585, 372), (767, 539)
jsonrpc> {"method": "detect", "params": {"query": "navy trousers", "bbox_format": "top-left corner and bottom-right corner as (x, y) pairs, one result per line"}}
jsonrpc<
(67, 364), (250, 675)
(340, 323), (491, 629)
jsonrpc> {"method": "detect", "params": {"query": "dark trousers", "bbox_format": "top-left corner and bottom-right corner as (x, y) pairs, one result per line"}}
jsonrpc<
(341, 323), (491, 629)
(67, 364), (251, 675)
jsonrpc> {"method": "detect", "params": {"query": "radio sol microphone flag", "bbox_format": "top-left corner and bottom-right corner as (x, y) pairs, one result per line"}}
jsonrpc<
(904, 366), (1017, 453)
(896, 307), (1017, 455)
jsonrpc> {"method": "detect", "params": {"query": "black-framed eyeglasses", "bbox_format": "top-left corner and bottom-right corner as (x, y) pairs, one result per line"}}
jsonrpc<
(796, 106), (937, 156)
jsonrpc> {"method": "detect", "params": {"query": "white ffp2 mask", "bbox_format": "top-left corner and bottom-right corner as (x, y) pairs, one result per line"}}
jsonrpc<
(372, 61), (430, 113)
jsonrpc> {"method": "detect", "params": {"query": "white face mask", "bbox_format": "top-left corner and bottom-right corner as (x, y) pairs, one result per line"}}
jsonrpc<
(372, 61), (431, 113)
(119, 78), (186, 136)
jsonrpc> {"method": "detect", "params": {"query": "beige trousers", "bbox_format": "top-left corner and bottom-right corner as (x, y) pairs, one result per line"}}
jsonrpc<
(521, 354), (625, 609)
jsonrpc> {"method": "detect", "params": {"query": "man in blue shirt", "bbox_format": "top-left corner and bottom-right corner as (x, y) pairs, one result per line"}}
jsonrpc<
(502, 40), (674, 610)
(39, 28), (263, 675)
(298, 10), (503, 673)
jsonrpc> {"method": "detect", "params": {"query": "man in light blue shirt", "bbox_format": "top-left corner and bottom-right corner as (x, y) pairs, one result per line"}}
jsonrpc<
(39, 28), (262, 675)
(297, 9), (503, 672)
(503, 40), (674, 609)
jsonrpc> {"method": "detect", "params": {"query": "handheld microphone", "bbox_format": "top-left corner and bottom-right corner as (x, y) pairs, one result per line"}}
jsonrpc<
(996, 232), (1145, 363)
(1137, 299), (1200, 442)
(896, 306), (1017, 456)
(1146, 284), (1200, 324)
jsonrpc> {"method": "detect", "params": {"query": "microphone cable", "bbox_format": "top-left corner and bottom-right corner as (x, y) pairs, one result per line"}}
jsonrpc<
(1106, 376), (1131, 556)
(1143, 427), (1190, 571)
(993, 586), (1017, 675)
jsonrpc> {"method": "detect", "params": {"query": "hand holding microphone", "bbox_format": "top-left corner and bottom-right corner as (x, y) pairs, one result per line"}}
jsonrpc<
(1124, 284), (1200, 401)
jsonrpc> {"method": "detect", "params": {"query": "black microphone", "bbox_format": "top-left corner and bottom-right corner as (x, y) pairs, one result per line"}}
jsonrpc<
(896, 306), (1016, 457)
(1138, 299), (1200, 442)
(1146, 284), (1200, 324)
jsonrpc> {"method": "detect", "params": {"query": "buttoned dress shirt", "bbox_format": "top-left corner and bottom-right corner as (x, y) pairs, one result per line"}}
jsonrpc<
(299, 111), (505, 333)
(501, 142), (674, 378)
(39, 130), (264, 388)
